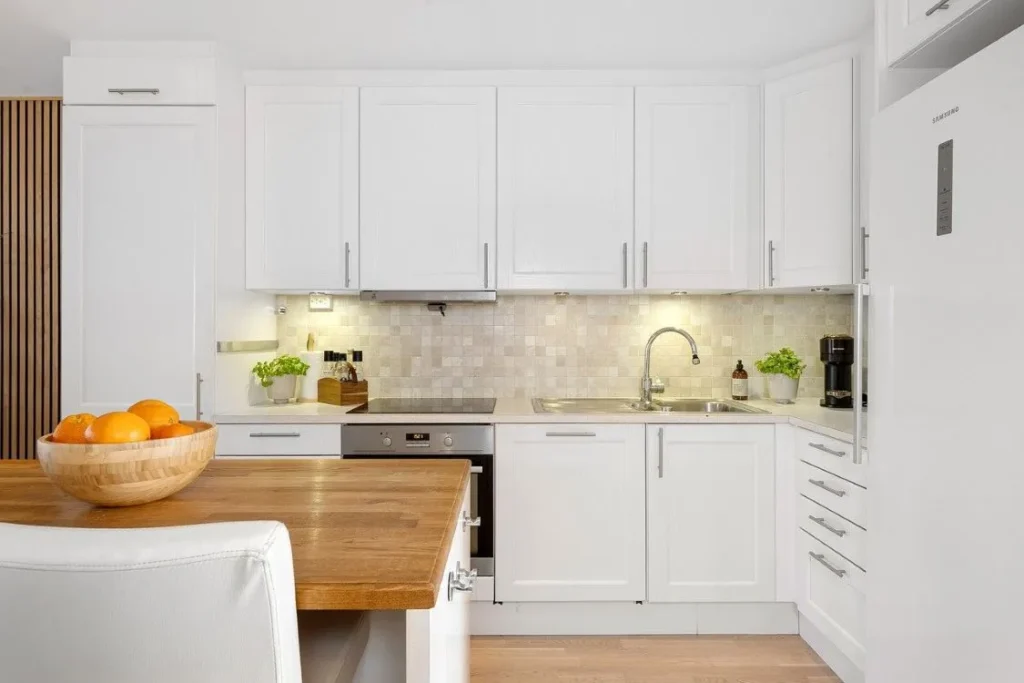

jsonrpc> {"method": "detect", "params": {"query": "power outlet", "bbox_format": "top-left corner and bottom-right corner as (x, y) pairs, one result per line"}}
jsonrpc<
(308, 293), (333, 312)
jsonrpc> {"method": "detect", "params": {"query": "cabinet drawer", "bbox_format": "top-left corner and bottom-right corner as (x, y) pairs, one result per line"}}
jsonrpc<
(798, 461), (867, 528)
(798, 495), (866, 570)
(63, 57), (216, 105)
(216, 424), (342, 456)
(797, 531), (866, 669)
(796, 429), (866, 487)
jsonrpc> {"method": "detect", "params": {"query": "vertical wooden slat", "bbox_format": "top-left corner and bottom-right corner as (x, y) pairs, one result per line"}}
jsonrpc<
(1, 98), (60, 459)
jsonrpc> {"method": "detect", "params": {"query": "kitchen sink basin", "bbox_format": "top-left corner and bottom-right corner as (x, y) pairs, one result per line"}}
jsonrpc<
(531, 398), (768, 415)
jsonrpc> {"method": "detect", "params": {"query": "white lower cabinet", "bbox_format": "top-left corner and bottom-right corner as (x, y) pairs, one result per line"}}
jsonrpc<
(494, 424), (646, 602)
(647, 425), (776, 602)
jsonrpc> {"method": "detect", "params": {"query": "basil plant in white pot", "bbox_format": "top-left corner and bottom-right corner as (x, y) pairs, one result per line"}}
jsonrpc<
(754, 347), (806, 404)
(252, 355), (311, 404)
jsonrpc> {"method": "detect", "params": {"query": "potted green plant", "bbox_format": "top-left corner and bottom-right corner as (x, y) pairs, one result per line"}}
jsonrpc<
(754, 347), (806, 404)
(252, 355), (311, 404)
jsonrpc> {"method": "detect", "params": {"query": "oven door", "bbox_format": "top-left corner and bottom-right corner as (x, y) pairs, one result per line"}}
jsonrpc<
(341, 452), (494, 577)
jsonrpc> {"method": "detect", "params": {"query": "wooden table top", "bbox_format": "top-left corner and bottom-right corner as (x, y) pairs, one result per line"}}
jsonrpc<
(0, 459), (470, 611)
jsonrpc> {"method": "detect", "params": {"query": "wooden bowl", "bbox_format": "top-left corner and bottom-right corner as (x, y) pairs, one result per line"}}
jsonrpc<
(36, 421), (217, 507)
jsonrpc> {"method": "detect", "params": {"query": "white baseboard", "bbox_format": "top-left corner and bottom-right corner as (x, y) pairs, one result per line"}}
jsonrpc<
(470, 602), (798, 636)
(799, 614), (864, 683)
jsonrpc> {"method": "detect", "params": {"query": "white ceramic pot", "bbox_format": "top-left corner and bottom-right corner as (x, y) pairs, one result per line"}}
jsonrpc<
(267, 375), (298, 404)
(767, 375), (799, 404)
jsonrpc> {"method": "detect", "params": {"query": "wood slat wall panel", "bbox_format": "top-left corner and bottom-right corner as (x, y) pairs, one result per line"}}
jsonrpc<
(0, 98), (60, 459)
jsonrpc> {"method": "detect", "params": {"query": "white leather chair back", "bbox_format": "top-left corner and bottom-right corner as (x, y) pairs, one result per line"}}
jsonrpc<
(0, 520), (302, 683)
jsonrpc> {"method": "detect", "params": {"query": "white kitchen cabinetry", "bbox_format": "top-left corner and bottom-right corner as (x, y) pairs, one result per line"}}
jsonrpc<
(62, 106), (215, 420)
(360, 87), (496, 291)
(764, 60), (855, 290)
(496, 87), (634, 292)
(885, 0), (1024, 68)
(647, 425), (775, 603)
(635, 87), (758, 291)
(494, 424), (646, 602)
(245, 86), (359, 292)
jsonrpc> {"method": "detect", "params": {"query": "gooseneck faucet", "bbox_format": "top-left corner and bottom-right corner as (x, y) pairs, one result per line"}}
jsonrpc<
(639, 327), (701, 409)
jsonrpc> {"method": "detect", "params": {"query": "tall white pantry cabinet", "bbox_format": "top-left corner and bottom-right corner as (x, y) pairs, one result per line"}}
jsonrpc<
(61, 55), (216, 420)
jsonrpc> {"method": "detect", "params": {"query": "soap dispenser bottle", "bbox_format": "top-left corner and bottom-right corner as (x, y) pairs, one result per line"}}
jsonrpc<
(732, 360), (749, 401)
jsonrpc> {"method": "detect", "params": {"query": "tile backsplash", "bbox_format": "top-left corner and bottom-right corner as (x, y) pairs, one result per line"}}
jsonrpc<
(277, 294), (852, 400)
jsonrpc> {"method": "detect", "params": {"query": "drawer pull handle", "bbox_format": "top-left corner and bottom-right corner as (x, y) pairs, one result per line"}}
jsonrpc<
(249, 432), (301, 438)
(809, 442), (846, 458)
(808, 515), (847, 538)
(545, 431), (597, 438)
(462, 512), (482, 530)
(808, 479), (847, 497)
(108, 88), (161, 95)
(810, 552), (847, 578)
(925, 1), (949, 17)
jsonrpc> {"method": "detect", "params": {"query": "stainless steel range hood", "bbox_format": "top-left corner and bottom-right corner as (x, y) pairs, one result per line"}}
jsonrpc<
(359, 290), (497, 304)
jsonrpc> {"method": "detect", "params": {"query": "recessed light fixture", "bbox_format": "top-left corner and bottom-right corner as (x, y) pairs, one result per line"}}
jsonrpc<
(670, 291), (687, 296)
(810, 287), (832, 293)
(554, 291), (570, 298)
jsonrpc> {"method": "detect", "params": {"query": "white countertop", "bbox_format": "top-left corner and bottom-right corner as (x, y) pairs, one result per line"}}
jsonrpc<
(215, 397), (867, 446)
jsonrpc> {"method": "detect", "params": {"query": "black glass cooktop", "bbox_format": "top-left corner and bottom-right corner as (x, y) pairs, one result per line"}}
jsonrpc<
(349, 398), (497, 414)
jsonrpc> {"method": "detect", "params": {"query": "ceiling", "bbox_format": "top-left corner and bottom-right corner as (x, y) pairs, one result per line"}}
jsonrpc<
(0, 0), (873, 95)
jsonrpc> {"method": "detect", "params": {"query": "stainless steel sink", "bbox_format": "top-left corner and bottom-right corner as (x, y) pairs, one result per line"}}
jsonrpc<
(531, 398), (768, 415)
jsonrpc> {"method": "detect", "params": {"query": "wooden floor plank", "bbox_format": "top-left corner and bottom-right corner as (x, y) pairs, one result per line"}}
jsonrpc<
(470, 636), (840, 683)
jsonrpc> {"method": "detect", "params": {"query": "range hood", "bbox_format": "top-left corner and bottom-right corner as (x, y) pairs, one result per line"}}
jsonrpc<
(359, 290), (497, 304)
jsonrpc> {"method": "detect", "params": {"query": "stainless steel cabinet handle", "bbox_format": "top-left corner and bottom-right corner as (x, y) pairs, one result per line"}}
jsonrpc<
(545, 431), (597, 438)
(448, 561), (478, 600)
(925, 1), (950, 17)
(657, 427), (664, 479)
(249, 432), (301, 438)
(860, 227), (869, 280)
(344, 242), (351, 288)
(462, 512), (482, 531)
(622, 242), (628, 288)
(108, 88), (160, 95)
(809, 552), (848, 578)
(809, 442), (847, 458)
(484, 242), (489, 289)
(808, 515), (848, 538)
(768, 240), (776, 286)
(809, 479), (848, 497)
(195, 373), (203, 420)
(642, 241), (649, 288)
(469, 465), (484, 474)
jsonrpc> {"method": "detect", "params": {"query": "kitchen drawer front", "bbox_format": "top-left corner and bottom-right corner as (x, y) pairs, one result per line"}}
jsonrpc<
(507, 424), (643, 443)
(216, 424), (342, 456)
(63, 57), (216, 105)
(796, 429), (866, 487)
(798, 461), (867, 528)
(798, 495), (866, 570)
(797, 530), (866, 669)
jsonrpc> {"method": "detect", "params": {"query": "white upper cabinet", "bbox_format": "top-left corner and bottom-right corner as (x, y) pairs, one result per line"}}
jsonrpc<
(764, 60), (855, 289)
(496, 87), (634, 292)
(495, 424), (647, 603)
(635, 87), (758, 291)
(885, 0), (1024, 68)
(245, 86), (359, 292)
(360, 87), (496, 291)
(647, 425), (775, 602)
(62, 106), (215, 419)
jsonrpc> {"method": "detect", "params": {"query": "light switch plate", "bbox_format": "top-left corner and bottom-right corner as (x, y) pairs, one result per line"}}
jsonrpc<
(308, 293), (333, 312)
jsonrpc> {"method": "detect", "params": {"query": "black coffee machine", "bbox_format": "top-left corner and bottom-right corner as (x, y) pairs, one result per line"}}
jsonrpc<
(820, 335), (854, 409)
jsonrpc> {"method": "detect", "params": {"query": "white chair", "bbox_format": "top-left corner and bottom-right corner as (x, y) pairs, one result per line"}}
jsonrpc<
(0, 521), (368, 683)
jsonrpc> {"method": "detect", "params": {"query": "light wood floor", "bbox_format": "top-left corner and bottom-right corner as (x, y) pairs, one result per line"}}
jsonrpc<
(471, 635), (840, 683)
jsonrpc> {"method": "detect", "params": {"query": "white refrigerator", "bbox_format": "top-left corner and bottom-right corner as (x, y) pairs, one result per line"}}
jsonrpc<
(868, 24), (1024, 683)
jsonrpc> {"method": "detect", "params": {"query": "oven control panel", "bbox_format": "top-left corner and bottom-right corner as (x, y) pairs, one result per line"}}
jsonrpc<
(341, 424), (493, 455)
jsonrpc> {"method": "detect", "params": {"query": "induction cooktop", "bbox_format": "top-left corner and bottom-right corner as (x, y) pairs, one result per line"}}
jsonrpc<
(348, 398), (497, 414)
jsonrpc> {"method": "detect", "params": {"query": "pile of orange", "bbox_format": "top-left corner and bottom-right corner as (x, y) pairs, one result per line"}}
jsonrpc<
(51, 399), (196, 445)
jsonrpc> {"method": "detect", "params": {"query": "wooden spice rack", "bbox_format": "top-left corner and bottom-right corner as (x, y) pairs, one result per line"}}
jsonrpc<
(317, 378), (369, 406)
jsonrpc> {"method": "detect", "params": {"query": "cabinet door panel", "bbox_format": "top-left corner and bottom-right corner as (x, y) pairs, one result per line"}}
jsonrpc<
(764, 60), (854, 289)
(361, 87), (496, 291)
(648, 425), (775, 602)
(246, 86), (359, 291)
(635, 87), (757, 291)
(495, 424), (646, 602)
(62, 106), (214, 419)
(497, 87), (634, 292)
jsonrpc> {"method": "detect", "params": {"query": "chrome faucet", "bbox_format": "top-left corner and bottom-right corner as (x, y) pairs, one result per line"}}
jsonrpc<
(639, 327), (701, 410)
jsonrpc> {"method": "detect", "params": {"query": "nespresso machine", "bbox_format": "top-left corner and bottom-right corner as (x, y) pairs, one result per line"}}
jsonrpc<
(820, 335), (854, 408)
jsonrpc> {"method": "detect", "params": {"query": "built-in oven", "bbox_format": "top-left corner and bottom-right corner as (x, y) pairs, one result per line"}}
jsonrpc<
(340, 424), (494, 577)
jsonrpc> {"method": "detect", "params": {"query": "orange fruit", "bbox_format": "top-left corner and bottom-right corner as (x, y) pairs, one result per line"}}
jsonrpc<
(151, 423), (195, 440)
(84, 412), (151, 444)
(51, 413), (97, 444)
(127, 399), (179, 430)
